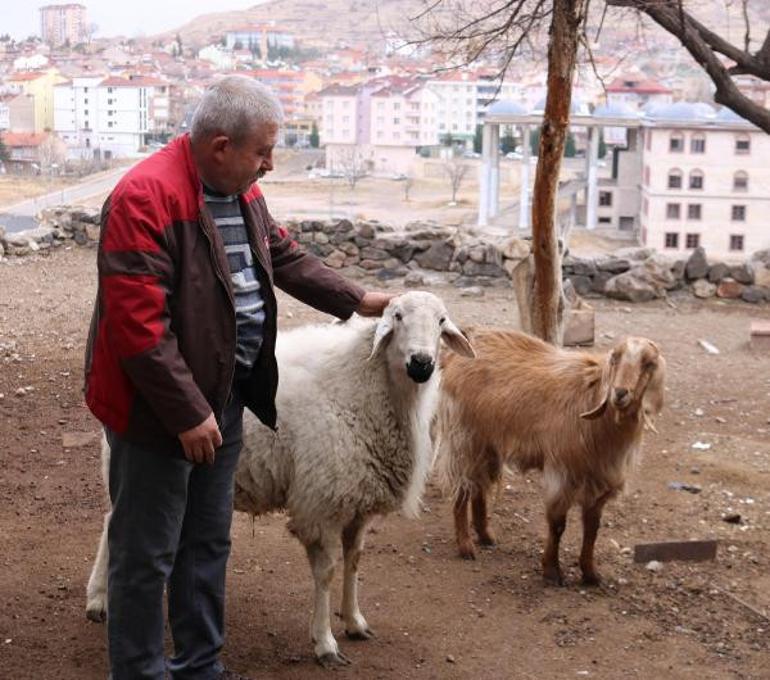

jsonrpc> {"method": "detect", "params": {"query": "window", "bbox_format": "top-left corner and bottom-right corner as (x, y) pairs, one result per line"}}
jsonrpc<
(393, 102), (400, 110)
(84, 87), (88, 93)
(733, 171), (748, 191)
(393, 118), (400, 124)
(643, 197), (649, 216)
(690, 134), (705, 153)
(730, 234), (744, 251)
(689, 170), (703, 190)
(668, 169), (682, 189)
(599, 191), (612, 207)
(664, 232), (679, 248)
(644, 165), (650, 185)
(598, 216), (612, 224)
(735, 135), (750, 154)
(666, 203), (681, 219)
(108, 121), (113, 128)
(732, 205), (746, 221)
(107, 87), (113, 94)
(686, 233), (700, 249)
(84, 98), (88, 104)
(687, 204), (702, 220)
(669, 133), (684, 152)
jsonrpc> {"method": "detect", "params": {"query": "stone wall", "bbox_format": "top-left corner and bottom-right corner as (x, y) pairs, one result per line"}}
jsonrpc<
(1, 206), (768, 305)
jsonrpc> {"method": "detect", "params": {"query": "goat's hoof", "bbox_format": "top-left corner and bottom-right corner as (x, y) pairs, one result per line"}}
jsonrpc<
(542, 570), (564, 587)
(85, 604), (107, 623)
(581, 572), (602, 587)
(345, 627), (375, 641)
(458, 542), (476, 560)
(317, 651), (351, 668)
(477, 533), (497, 547)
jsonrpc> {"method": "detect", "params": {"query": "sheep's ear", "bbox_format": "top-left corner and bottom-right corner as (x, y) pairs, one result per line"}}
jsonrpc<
(441, 319), (476, 358)
(368, 315), (393, 360)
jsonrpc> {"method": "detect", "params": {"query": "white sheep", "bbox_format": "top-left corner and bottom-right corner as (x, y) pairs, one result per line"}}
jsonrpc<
(86, 291), (475, 666)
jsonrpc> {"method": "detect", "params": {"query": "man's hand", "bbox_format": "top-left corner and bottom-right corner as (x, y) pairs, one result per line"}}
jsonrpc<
(356, 291), (398, 317)
(178, 413), (223, 465)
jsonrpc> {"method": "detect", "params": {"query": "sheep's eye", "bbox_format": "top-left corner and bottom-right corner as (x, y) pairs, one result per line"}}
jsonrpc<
(439, 316), (446, 324)
(394, 312), (403, 321)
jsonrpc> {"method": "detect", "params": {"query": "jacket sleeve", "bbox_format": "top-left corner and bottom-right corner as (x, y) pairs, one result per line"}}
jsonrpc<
(267, 209), (366, 320)
(99, 182), (212, 436)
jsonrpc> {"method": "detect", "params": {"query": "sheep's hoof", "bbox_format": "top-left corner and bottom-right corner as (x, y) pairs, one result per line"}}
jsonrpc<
(345, 627), (375, 641)
(85, 604), (107, 623)
(317, 651), (351, 668)
(581, 572), (602, 587)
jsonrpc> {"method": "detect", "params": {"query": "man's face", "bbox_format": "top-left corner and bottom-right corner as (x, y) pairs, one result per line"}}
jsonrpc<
(216, 121), (278, 195)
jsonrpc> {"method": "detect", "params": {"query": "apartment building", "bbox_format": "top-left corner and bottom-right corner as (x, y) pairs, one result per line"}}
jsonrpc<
(40, 3), (87, 47)
(54, 75), (170, 159)
(6, 69), (67, 133)
(639, 103), (770, 260)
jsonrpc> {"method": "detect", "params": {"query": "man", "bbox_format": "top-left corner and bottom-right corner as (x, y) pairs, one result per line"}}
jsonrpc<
(84, 75), (392, 679)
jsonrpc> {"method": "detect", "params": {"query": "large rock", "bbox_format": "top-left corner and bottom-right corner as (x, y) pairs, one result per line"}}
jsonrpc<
(562, 256), (597, 277)
(741, 286), (767, 304)
(596, 257), (632, 275)
(614, 246), (656, 261)
(754, 265), (770, 289)
(692, 279), (716, 299)
(729, 263), (754, 285)
(461, 261), (507, 278)
(566, 274), (593, 297)
(499, 237), (531, 260)
(685, 246), (709, 280)
(414, 240), (454, 271)
(751, 249), (770, 267)
(716, 278), (744, 299)
(605, 257), (676, 302)
(708, 262), (730, 283)
(323, 250), (346, 268)
(359, 246), (389, 261)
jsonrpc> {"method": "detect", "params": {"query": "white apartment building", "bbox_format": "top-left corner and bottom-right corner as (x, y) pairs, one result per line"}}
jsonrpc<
(54, 76), (170, 159)
(639, 103), (770, 260)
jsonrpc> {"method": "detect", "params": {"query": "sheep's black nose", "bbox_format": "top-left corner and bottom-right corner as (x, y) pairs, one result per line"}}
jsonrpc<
(407, 353), (435, 383)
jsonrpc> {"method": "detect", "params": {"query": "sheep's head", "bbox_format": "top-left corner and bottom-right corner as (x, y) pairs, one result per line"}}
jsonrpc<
(581, 337), (666, 422)
(369, 291), (475, 383)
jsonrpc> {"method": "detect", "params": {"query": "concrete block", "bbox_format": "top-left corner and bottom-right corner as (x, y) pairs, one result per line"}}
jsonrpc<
(563, 308), (595, 347)
(750, 320), (770, 351)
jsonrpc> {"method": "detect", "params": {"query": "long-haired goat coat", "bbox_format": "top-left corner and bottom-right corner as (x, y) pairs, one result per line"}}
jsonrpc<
(86, 291), (475, 667)
(435, 328), (665, 586)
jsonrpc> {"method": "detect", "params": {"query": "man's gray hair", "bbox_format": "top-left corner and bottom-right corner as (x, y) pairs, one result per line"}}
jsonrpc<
(190, 75), (284, 144)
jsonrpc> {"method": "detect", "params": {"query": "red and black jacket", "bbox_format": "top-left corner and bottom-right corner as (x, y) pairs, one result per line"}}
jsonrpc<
(84, 134), (365, 450)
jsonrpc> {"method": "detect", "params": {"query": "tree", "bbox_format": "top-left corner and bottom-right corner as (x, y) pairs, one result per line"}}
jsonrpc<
(473, 124), (483, 154)
(607, 0), (770, 134)
(336, 147), (366, 190)
(564, 131), (576, 158)
(309, 122), (320, 149)
(0, 133), (9, 163)
(441, 131), (454, 147)
(598, 131), (607, 159)
(501, 131), (517, 154)
(443, 157), (469, 203)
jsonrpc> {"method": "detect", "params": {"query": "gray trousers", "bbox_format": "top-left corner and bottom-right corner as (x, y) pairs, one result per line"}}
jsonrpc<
(106, 393), (244, 680)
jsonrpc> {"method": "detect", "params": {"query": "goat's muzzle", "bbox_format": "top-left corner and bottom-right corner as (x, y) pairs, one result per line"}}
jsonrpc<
(406, 353), (435, 383)
(612, 387), (632, 410)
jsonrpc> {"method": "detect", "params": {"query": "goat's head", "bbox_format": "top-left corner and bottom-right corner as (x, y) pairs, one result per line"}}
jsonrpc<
(369, 291), (475, 383)
(581, 337), (666, 422)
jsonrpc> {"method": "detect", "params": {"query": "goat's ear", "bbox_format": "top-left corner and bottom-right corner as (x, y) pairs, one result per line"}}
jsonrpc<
(441, 318), (476, 358)
(643, 353), (666, 416)
(580, 396), (608, 420)
(368, 315), (393, 360)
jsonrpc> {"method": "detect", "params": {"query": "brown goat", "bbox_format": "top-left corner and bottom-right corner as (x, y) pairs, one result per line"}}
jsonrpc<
(435, 328), (665, 586)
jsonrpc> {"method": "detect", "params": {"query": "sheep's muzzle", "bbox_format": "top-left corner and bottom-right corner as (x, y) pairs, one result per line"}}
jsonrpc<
(406, 353), (435, 383)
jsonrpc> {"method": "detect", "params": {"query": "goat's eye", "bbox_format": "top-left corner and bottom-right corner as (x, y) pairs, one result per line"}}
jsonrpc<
(644, 360), (657, 370)
(394, 312), (403, 321)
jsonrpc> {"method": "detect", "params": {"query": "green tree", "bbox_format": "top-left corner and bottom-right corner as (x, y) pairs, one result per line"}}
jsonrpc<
(564, 131), (576, 157)
(530, 127), (541, 156)
(0, 132), (9, 163)
(473, 124), (482, 154)
(500, 132), (516, 155)
(441, 132), (454, 147)
(598, 131), (607, 159)
(309, 122), (320, 149)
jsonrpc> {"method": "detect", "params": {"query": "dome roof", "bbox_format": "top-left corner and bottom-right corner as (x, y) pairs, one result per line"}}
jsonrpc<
(644, 101), (715, 121)
(592, 102), (640, 119)
(485, 99), (528, 116)
(533, 96), (589, 115)
(716, 106), (749, 124)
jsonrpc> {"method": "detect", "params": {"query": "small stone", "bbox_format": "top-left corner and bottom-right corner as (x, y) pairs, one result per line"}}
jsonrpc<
(460, 286), (484, 298)
(645, 560), (664, 573)
(694, 408), (704, 417)
(722, 513), (742, 525)
(446, 654), (456, 663)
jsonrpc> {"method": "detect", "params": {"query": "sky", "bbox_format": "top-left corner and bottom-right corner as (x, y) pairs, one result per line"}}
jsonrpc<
(4, 1), (267, 41)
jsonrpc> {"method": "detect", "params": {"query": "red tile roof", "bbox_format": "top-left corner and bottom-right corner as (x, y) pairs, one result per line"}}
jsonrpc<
(8, 71), (45, 82)
(606, 76), (672, 94)
(2, 132), (48, 147)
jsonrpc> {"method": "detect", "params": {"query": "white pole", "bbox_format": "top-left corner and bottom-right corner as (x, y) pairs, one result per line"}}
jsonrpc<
(519, 124), (530, 231)
(585, 125), (600, 230)
(477, 123), (492, 226)
(489, 124), (500, 218)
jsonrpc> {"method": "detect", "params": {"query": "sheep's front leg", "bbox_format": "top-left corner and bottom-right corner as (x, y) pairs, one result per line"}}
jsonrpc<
(342, 519), (373, 640)
(305, 538), (349, 667)
(85, 510), (111, 622)
(579, 491), (612, 586)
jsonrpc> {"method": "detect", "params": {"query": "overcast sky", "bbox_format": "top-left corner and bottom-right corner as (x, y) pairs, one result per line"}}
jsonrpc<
(5, 1), (266, 41)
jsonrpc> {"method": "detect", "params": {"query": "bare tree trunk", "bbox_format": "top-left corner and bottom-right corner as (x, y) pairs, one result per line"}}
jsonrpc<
(529, 0), (586, 344)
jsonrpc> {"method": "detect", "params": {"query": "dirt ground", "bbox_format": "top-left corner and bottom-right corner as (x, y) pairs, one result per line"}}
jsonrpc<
(0, 246), (768, 680)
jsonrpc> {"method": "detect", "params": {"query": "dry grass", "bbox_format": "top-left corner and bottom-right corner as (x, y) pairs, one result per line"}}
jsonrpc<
(0, 175), (77, 209)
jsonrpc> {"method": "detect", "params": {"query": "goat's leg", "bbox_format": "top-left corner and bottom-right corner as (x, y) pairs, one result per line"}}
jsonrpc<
(471, 486), (496, 547)
(542, 500), (569, 586)
(85, 510), (111, 622)
(579, 491), (612, 586)
(453, 487), (475, 559)
(341, 518), (373, 640)
(305, 536), (349, 666)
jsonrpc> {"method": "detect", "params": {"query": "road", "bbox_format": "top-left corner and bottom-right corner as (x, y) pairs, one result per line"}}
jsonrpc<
(0, 164), (135, 233)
